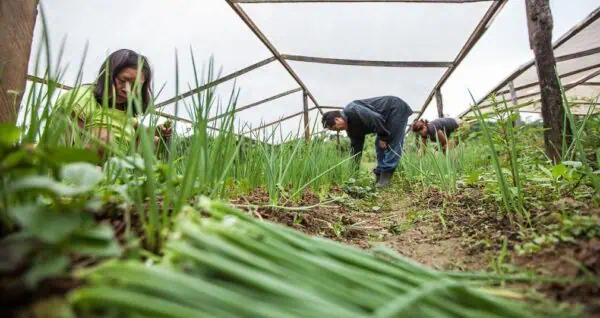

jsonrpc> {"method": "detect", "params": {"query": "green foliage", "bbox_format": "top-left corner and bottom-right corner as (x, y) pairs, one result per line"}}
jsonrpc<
(342, 172), (376, 199)
(0, 136), (120, 288)
(516, 214), (600, 256)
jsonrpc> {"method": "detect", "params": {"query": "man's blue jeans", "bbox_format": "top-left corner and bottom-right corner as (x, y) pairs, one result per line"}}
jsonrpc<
(374, 118), (408, 174)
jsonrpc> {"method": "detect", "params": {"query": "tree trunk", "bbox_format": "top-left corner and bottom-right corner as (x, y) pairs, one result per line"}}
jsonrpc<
(525, 0), (570, 163)
(0, 0), (38, 124)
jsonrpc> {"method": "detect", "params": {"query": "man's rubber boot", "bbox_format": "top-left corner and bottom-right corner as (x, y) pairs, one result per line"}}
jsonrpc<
(376, 171), (393, 188)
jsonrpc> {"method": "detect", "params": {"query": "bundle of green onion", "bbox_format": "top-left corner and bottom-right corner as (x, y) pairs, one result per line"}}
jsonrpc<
(70, 198), (537, 317)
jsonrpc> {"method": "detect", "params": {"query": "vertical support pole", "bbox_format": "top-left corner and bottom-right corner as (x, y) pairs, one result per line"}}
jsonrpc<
(525, 0), (569, 163)
(508, 81), (522, 126)
(435, 88), (444, 118)
(0, 0), (38, 123)
(302, 90), (310, 141)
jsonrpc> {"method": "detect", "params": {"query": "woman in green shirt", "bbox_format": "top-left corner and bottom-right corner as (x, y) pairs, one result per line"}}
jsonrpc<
(57, 49), (171, 158)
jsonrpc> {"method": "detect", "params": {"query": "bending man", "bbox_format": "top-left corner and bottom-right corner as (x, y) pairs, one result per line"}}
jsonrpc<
(322, 96), (413, 188)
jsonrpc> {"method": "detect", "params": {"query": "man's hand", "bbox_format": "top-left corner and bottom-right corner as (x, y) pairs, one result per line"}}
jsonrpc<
(378, 140), (388, 150)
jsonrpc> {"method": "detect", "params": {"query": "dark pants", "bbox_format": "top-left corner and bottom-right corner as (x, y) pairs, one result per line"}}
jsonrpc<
(374, 117), (409, 174)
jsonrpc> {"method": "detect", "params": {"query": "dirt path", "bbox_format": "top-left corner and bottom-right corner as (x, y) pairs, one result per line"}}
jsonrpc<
(250, 187), (489, 272)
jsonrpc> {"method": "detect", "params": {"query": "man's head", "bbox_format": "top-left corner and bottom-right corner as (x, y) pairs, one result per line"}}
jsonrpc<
(322, 111), (348, 131)
(411, 119), (429, 137)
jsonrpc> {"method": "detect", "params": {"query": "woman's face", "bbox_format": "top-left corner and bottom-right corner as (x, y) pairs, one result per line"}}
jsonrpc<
(413, 122), (428, 137)
(419, 125), (428, 137)
(114, 67), (145, 104)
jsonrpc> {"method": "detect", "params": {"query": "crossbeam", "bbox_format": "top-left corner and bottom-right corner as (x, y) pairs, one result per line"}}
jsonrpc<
(555, 46), (600, 63)
(282, 54), (453, 68)
(227, 1), (324, 114)
(244, 106), (318, 135)
(155, 56), (277, 108)
(208, 87), (302, 122)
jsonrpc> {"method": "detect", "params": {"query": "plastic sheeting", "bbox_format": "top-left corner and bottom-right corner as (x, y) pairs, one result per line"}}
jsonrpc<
(461, 7), (600, 118)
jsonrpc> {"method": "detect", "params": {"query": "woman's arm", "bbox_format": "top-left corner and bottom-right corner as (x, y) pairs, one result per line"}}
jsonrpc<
(420, 136), (428, 155)
(436, 130), (448, 153)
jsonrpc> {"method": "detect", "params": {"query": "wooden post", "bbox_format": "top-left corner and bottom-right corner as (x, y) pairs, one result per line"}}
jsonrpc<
(508, 81), (522, 126)
(0, 0), (38, 123)
(525, 0), (570, 163)
(435, 88), (444, 118)
(302, 90), (310, 141)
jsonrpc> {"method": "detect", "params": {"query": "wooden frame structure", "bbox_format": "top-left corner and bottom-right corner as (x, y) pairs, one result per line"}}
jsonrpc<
(459, 6), (600, 118)
(154, 0), (507, 141)
(23, 0), (514, 142)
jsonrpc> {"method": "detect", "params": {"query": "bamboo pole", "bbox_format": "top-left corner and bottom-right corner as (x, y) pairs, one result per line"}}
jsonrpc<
(302, 90), (310, 141)
(282, 55), (452, 68)
(435, 88), (443, 117)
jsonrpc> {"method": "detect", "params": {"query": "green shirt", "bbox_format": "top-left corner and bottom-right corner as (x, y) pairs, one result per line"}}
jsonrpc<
(55, 85), (135, 154)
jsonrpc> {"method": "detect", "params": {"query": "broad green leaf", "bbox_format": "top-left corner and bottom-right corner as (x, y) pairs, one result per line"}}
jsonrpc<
(551, 164), (567, 179)
(10, 204), (84, 243)
(61, 162), (104, 190)
(24, 254), (69, 288)
(68, 237), (121, 257)
(466, 171), (480, 185)
(69, 224), (120, 257)
(74, 223), (115, 241)
(1, 149), (26, 170)
(44, 147), (99, 165)
(9, 175), (90, 197)
(0, 123), (21, 147)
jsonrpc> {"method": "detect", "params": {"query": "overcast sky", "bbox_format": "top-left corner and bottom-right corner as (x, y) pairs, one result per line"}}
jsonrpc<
(30, 0), (599, 139)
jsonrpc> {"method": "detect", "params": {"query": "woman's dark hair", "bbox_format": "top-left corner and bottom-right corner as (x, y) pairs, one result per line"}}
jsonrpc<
(321, 111), (343, 129)
(94, 49), (152, 114)
(411, 119), (428, 132)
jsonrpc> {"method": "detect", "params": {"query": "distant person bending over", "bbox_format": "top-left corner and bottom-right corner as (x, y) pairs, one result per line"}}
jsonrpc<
(322, 96), (413, 188)
(411, 117), (462, 154)
(55, 49), (172, 159)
